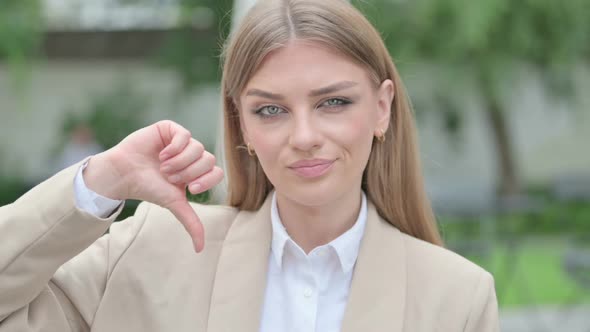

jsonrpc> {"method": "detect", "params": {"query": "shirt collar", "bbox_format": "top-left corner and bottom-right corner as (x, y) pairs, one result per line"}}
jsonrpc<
(270, 191), (368, 273)
(270, 192), (291, 269)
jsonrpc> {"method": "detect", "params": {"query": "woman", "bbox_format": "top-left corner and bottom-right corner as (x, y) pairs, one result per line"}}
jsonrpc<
(0, 0), (499, 331)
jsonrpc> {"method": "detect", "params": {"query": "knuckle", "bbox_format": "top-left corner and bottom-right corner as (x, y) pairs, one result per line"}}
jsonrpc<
(175, 174), (185, 183)
(190, 139), (203, 153)
(195, 141), (204, 152)
(157, 119), (170, 126)
(211, 170), (222, 181)
(205, 154), (216, 169)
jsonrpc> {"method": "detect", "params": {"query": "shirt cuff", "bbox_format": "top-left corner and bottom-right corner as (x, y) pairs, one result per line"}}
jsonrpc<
(74, 156), (124, 219)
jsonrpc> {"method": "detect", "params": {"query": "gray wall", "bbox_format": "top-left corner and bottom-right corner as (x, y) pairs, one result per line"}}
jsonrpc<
(0, 60), (220, 180)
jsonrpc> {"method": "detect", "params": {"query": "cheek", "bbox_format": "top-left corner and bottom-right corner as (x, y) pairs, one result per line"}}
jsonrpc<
(329, 113), (375, 176)
(326, 110), (375, 151)
(241, 113), (283, 151)
(248, 128), (284, 173)
(251, 132), (280, 154)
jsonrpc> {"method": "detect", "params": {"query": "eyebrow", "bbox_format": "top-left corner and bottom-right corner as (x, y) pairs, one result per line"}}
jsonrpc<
(245, 89), (285, 100)
(309, 80), (359, 97)
(245, 80), (359, 100)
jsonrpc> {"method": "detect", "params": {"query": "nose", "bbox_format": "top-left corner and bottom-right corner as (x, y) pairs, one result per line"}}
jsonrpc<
(288, 109), (322, 152)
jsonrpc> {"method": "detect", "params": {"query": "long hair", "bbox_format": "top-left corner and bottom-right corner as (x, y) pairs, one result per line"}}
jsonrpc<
(220, 0), (442, 246)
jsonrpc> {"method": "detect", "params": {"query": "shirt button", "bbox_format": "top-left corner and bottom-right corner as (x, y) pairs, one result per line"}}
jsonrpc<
(303, 288), (313, 298)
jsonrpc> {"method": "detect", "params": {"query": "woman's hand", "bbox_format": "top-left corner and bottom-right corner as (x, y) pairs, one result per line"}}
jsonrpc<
(83, 120), (223, 253)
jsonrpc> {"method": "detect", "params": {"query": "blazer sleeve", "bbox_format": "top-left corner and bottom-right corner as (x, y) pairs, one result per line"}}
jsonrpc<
(463, 271), (500, 332)
(0, 161), (150, 332)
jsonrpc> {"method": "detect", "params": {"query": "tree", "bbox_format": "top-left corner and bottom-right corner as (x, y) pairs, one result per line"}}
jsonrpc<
(0, 0), (234, 92)
(154, 0), (234, 90)
(354, 0), (590, 196)
(0, 0), (42, 91)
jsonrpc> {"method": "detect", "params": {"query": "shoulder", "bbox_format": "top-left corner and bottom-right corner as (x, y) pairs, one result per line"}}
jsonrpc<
(395, 232), (499, 330)
(400, 231), (490, 281)
(399, 231), (497, 325)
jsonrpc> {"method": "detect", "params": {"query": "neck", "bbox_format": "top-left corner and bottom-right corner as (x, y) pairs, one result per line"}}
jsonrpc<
(275, 189), (363, 254)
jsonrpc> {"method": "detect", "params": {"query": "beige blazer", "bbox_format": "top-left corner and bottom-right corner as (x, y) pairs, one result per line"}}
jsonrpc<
(0, 161), (499, 332)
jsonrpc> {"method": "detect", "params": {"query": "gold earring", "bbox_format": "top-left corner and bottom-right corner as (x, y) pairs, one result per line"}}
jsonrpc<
(376, 129), (386, 143)
(247, 142), (256, 156)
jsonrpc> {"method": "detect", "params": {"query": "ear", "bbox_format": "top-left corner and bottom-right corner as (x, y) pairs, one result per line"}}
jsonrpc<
(375, 79), (394, 135)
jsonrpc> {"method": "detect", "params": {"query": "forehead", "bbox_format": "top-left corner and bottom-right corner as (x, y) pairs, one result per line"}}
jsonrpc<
(243, 40), (371, 92)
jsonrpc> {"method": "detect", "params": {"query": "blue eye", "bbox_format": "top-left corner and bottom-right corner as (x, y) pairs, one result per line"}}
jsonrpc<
(321, 98), (351, 108)
(255, 105), (285, 117)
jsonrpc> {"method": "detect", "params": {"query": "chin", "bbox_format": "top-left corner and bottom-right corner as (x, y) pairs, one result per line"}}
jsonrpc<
(276, 178), (345, 208)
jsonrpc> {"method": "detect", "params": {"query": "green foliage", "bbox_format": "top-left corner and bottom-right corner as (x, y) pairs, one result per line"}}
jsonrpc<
(471, 240), (590, 307)
(354, 0), (590, 105)
(0, 0), (42, 91)
(0, 0), (42, 57)
(154, 0), (234, 90)
(439, 200), (590, 240)
(0, 176), (28, 206)
(180, 0), (233, 39)
(186, 186), (211, 203)
(0, 146), (28, 206)
(355, 0), (590, 67)
(439, 194), (590, 307)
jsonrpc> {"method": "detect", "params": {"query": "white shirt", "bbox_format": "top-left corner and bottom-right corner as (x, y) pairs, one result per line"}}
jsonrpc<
(73, 158), (368, 332)
(260, 192), (367, 332)
(74, 158), (122, 218)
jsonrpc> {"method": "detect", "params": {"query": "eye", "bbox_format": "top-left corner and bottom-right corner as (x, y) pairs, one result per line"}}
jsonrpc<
(255, 105), (285, 117)
(320, 98), (351, 108)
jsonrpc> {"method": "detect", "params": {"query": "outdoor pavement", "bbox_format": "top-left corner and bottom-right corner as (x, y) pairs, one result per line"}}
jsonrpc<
(501, 306), (590, 332)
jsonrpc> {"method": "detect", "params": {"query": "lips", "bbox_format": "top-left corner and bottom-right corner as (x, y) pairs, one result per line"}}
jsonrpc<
(288, 159), (335, 178)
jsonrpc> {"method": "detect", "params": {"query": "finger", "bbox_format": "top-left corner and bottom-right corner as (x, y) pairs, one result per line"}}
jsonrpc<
(166, 151), (216, 184)
(188, 166), (224, 194)
(166, 200), (205, 253)
(160, 139), (205, 174)
(159, 125), (191, 161)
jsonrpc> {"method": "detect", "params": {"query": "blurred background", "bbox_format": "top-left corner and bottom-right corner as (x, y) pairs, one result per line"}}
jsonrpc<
(1, 0), (589, 330)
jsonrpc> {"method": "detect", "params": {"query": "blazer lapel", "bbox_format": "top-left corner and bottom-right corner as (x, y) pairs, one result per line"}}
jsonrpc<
(207, 195), (273, 332)
(341, 201), (408, 332)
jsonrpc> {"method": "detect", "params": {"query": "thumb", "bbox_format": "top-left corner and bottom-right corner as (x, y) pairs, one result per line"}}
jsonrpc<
(166, 200), (205, 253)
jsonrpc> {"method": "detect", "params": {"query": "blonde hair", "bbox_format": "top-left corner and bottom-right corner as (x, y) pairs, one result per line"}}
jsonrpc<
(221, 0), (442, 246)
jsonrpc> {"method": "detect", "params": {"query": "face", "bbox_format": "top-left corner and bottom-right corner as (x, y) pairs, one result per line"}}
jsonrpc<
(238, 40), (393, 207)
